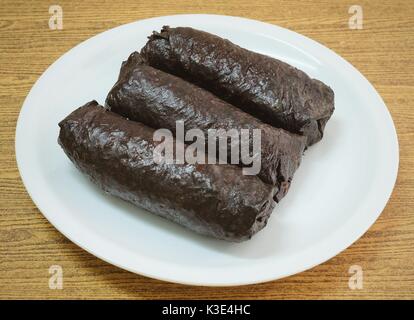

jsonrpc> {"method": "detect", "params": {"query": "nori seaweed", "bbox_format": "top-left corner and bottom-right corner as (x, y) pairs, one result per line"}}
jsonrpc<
(141, 26), (335, 146)
(58, 101), (276, 241)
(106, 52), (306, 202)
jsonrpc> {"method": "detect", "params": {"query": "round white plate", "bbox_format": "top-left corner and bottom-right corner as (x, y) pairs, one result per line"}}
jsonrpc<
(16, 14), (399, 286)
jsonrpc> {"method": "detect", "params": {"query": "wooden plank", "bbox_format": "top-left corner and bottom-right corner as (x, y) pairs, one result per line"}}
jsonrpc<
(0, 0), (413, 299)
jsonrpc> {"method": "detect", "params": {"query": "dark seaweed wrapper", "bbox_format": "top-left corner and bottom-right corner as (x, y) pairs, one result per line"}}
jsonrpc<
(106, 52), (306, 202)
(141, 26), (335, 146)
(58, 101), (276, 242)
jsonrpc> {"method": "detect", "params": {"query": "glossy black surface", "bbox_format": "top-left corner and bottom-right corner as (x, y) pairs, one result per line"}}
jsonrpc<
(58, 101), (276, 241)
(141, 26), (335, 145)
(106, 52), (306, 201)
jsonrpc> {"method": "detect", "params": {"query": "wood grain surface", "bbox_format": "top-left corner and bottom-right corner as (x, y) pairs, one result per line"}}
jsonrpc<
(0, 0), (413, 299)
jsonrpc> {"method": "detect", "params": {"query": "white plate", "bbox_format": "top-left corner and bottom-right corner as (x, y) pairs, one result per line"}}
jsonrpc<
(15, 14), (399, 286)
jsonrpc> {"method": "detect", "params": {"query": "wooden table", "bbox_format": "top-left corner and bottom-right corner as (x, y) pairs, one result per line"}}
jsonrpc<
(0, 0), (413, 299)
